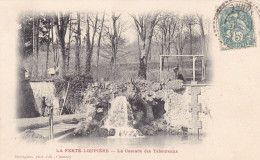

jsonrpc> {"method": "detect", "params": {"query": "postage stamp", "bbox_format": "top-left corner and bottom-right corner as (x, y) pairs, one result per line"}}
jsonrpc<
(214, 1), (256, 50)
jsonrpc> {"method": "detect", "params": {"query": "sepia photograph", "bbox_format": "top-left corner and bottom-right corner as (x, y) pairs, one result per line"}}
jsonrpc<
(16, 9), (213, 146)
(1, 0), (260, 160)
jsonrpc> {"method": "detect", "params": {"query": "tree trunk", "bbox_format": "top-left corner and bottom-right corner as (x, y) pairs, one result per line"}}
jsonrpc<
(161, 29), (164, 71)
(198, 16), (206, 80)
(46, 37), (50, 77)
(35, 18), (40, 77)
(67, 18), (72, 73)
(189, 23), (192, 55)
(32, 16), (35, 78)
(75, 13), (81, 75)
(58, 48), (65, 79)
(85, 49), (92, 75)
(51, 26), (56, 66)
(138, 56), (147, 80)
(58, 40), (66, 79)
(85, 14), (97, 76)
(133, 14), (158, 80)
(96, 13), (105, 79)
(53, 12), (70, 79)
(45, 19), (51, 77)
(162, 57), (165, 71)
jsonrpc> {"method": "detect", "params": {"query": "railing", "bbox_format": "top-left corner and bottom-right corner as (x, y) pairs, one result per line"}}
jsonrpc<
(159, 55), (205, 82)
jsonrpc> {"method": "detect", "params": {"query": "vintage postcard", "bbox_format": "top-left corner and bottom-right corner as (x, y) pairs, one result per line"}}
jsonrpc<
(0, 0), (260, 160)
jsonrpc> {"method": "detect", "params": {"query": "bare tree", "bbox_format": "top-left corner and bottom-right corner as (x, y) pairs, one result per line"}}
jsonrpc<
(32, 15), (40, 77)
(102, 12), (130, 79)
(85, 13), (98, 75)
(75, 12), (81, 75)
(173, 18), (189, 71)
(183, 15), (198, 55)
(53, 12), (70, 79)
(155, 12), (178, 70)
(96, 12), (105, 79)
(197, 14), (206, 80)
(131, 13), (160, 80)
(45, 17), (51, 76)
(66, 16), (73, 73)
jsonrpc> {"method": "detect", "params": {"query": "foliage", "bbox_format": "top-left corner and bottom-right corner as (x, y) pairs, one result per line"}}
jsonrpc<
(54, 75), (93, 113)
(18, 12), (34, 58)
(18, 11), (53, 59)
(54, 74), (93, 95)
(54, 79), (68, 96)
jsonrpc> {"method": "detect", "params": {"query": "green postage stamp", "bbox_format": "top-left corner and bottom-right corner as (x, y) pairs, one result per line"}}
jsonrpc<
(215, 1), (256, 50)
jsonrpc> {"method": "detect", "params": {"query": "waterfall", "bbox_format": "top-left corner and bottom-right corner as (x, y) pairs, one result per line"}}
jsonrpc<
(104, 96), (142, 137)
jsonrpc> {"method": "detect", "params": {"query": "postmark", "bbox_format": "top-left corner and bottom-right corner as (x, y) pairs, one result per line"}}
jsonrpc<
(214, 0), (258, 50)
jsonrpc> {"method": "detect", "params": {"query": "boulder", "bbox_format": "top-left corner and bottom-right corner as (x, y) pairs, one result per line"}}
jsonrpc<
(108, 128), (116, 136)
(164, 80), (184, 91)
(145, 105), (154, 123)
(150, 118), (167, 132)
(98, 128), (109, 137)
(139, 125), (157, 136)
(147, 82), (161, 92)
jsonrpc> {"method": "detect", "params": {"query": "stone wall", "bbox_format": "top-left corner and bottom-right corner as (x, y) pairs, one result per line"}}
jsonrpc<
(163, 86), (212, 134)
(30, 82), (63, 115)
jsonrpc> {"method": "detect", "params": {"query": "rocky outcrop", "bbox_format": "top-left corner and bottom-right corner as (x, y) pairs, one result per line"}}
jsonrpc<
(29, 78), (211, 136)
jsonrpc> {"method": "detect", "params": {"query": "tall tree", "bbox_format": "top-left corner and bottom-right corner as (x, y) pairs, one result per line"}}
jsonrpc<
(103, 12), (128, 79)
(53, 12), (70, 79)
(19, 12), (34, 77)
(96, 12), (105, 79)
(32, 15), (40, 77)
(132, 13), (160, 80)
(173, 18), (188, 71)
(66, 17), (73, 73)
(184, 15), (198, 55)
(85, 13), (98, 75)
(197, 14), (206, 80)
(75, 12), (81, 75)
(156, 13), (178, 70)
(46, 18), (51, 76)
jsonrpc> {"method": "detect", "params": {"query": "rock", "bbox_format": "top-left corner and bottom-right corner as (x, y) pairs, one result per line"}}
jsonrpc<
(145, 105), (154, 123)
(74, 121), (89, 135)
(164, 80), (184, 91)
(134, 111), (144, 123)
(139, 125), (157, 135)
(154, 90), (165, 99)
(150, 118), (167, 131)
(147, 82), (161, 92)
(74, 119), (100, 136)
(167, 127), (178, 135)
(108, 128), (116, 136)
(98, 128), (109, 137)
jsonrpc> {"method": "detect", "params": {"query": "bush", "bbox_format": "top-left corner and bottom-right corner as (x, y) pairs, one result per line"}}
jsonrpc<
(54, 75), (94, 112)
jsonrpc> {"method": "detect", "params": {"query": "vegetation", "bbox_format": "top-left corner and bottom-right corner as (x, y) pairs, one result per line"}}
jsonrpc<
(18, 11), (209, 82)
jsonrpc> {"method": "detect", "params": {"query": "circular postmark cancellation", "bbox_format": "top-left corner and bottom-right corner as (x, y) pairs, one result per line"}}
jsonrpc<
(213, 0), (260, 50)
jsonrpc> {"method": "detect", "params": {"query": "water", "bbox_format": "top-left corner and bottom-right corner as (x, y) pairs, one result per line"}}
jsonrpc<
(104, 96), (142, 137)
(57, 96), (204, 147)
(58, 134), (203, 148)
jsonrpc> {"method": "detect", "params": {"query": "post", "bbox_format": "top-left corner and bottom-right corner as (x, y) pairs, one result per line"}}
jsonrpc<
(49, 106), (54, 141)
(192, 56), (195, 81)
(202, 56), (205, 81)
(159, 55), (162, 81)
(60, 82), (70, 115)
